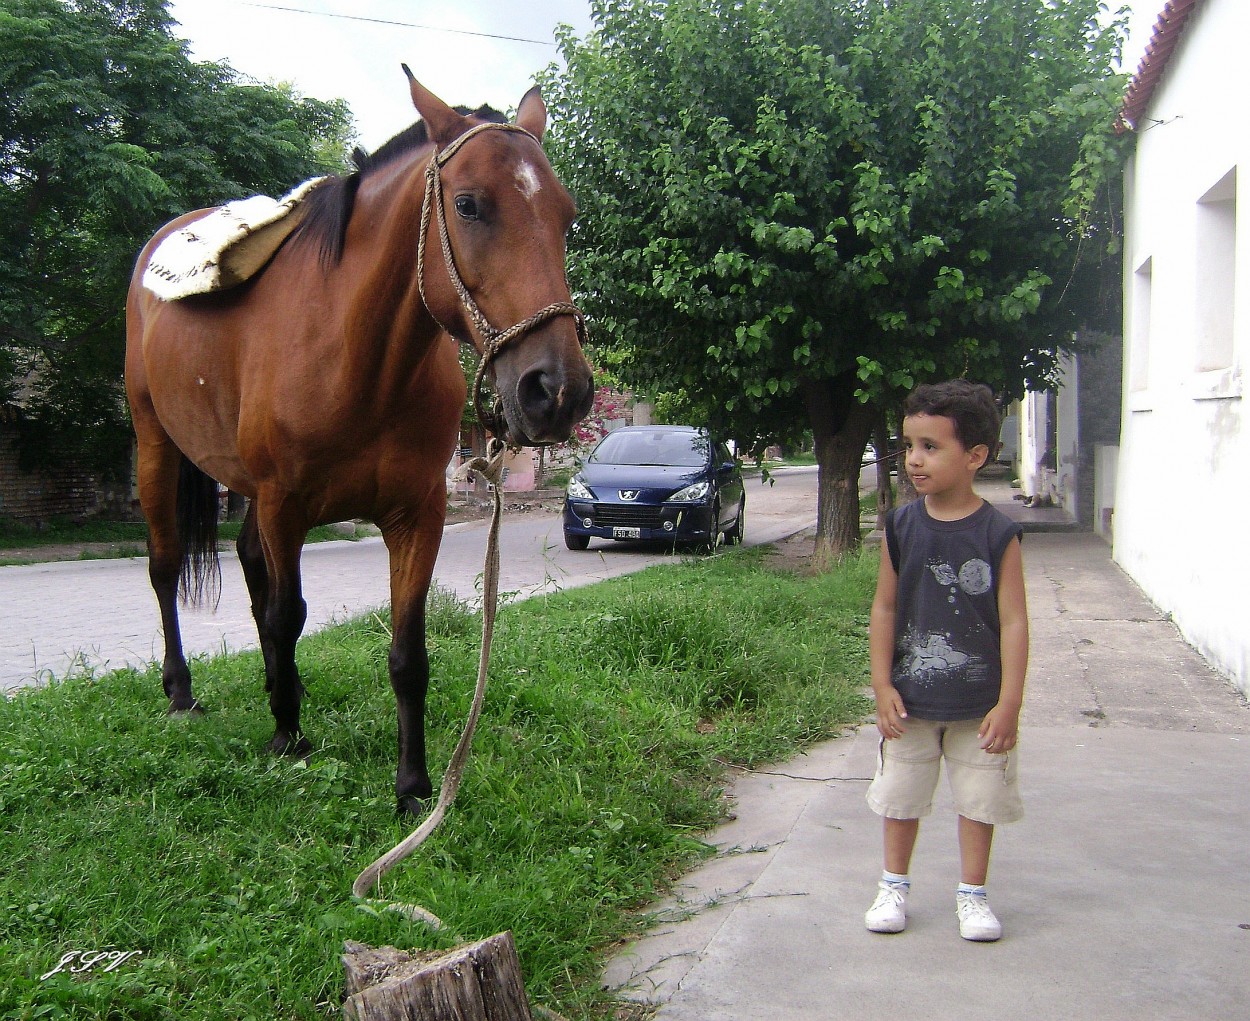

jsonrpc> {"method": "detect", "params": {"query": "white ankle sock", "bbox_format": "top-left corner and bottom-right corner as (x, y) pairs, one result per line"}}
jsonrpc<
(882, 870), (910, 887)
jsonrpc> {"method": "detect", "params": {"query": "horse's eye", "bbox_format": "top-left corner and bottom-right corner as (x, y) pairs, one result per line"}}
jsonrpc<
(454, 195), (479, 220)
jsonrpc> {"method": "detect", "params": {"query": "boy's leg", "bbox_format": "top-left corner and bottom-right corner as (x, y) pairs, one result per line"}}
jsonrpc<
(866, 819), (921, 933)
(945, 721), (1020, 941)
(886, 817), (921, 875)
(957, 812), (1002, 941)
(957, 815), (993, 885)
(865, 722), (942, 934)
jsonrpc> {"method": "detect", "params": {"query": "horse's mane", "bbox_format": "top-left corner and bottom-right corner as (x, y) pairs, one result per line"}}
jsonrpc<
(292, 104), (507, 268)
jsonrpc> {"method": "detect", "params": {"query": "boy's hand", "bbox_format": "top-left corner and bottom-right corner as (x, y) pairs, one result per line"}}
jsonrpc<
(978, 702), (1021, 753)
(874, 686), (908, 739)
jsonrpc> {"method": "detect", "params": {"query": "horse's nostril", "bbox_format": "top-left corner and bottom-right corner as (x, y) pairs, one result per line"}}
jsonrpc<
(518, 366), (558, 417)
(515, 365), (594, 440)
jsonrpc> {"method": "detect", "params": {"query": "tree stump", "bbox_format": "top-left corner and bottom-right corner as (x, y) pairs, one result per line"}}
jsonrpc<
(342, 932), (533, 1021)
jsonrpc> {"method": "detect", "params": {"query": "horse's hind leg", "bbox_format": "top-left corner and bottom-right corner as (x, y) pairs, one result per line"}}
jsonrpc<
(135, 437), (199, 712)
(251, 495), (312, 758)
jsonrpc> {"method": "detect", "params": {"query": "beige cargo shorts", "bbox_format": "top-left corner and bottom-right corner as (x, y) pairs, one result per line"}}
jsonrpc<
(866, 717), (1023, 825)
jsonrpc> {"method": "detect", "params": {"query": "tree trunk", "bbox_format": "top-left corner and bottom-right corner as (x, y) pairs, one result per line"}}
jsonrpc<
(802, 375), (878, 567)
(872, 410), (895, 530)
(472, 423), (490, 496)
(342, 932), (533, 1021)
(891, 398), (919, 506)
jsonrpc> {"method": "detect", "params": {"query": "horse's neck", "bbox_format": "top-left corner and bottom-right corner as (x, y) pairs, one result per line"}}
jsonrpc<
(338, 156), (442, 366)
(349, 155), (425, 289)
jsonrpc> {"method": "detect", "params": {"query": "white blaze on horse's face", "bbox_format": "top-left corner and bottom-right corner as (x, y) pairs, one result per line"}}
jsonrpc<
(514, 161), (543, 202)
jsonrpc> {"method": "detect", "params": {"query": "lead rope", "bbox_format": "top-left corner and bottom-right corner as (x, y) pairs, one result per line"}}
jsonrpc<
(351, 439), (508, 923)
(351, 122), (587, 915)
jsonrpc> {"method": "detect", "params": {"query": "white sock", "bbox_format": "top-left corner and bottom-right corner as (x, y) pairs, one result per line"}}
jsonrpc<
(882, 870), (910, 888)
(957, 883), (986, 896)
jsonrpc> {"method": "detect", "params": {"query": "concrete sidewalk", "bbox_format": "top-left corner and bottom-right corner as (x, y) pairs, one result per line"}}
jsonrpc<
(604, 491), (1249, 1019)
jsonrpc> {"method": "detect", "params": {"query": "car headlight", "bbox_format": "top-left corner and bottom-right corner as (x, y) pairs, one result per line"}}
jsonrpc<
(667, 480), (711, 503)
(567, 476), (593, 500)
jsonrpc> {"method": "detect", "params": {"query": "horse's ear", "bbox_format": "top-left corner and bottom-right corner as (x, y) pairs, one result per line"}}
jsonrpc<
(516, 86), (547, 141)
(402, 64), (469, 146)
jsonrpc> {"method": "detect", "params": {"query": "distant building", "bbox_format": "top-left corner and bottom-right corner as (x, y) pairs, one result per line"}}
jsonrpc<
(1013, 335), (1122, 537)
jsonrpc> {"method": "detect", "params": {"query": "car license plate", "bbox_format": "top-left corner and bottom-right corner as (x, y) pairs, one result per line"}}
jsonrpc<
(612, 526), (641, 539)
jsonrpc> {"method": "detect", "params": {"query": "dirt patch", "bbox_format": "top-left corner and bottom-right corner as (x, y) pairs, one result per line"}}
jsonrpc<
(443, 492), (565, 525)
(760, 522), (887, 575)
(759, 526), (821, 574)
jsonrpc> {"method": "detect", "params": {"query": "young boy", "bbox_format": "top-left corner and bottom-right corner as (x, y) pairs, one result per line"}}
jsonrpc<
(864, 379), (1028, 941)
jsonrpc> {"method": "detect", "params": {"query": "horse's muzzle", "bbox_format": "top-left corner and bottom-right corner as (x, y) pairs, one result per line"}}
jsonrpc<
(511, 361), (595, 446)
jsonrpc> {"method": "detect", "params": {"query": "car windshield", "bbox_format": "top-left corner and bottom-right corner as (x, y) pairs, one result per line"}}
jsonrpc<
(590, 430), (709, 467)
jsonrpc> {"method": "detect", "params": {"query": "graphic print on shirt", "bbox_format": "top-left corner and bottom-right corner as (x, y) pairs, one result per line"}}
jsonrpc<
(895, 556), (994, 687)
(897, 629), (970, 681)
(928, 557), (992, 596)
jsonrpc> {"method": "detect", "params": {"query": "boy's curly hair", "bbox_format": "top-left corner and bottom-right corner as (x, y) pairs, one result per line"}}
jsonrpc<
(904, 379), (1001, 452)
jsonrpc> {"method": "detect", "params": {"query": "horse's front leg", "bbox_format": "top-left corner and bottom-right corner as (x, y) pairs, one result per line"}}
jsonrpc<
(382, 520), (445, 816)
(253, 497), (311, 758)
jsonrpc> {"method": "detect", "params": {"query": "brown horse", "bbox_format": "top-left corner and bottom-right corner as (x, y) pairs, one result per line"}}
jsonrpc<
(125, 70), (593, 814)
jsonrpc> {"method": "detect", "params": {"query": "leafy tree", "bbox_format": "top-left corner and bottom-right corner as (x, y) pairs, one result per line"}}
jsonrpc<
(0, 0), (354, 477)
(544, 0), (1127, 560)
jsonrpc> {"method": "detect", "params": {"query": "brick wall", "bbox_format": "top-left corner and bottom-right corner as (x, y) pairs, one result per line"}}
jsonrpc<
(0, 425), (129, 522)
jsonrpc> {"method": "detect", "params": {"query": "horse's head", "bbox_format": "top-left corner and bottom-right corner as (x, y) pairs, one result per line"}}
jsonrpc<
(406, 69), (594, 447)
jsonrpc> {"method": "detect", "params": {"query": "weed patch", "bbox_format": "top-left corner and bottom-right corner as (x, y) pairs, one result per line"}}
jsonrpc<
(0, 548), (874, 1018)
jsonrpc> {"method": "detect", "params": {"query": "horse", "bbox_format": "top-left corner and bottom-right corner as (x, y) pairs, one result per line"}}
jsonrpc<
(124, 69), (594, 815)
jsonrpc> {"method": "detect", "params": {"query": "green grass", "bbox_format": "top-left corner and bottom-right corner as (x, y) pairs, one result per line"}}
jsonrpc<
(0, 547), (875, 1019)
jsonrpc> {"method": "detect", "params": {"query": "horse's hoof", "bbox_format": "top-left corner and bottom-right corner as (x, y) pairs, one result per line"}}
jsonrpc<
(167, 699), (205, 717)
(268, 733), (313, 760)
(396, 793), (432, 818)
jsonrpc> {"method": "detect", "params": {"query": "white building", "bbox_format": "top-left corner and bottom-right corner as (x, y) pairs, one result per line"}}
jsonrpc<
(1116, 0), (1249, 697)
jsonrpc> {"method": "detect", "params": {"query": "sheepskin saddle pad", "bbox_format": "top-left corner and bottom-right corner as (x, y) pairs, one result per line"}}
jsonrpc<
(142, 176), (327, 301)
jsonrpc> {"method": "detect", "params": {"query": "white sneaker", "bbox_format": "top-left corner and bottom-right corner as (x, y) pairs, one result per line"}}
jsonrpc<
(865, 881), (908, 933)
(956, 891), (1002, 941)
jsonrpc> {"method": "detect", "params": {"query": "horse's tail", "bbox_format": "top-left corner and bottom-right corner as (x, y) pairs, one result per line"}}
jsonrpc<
(176, 456), (222, 607)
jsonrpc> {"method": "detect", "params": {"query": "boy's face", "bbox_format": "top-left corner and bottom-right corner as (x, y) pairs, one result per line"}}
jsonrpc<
(902, 413), (989, 497)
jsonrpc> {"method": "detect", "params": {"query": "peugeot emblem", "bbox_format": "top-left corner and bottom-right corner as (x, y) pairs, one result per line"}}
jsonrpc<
(619, 489), (641, 501)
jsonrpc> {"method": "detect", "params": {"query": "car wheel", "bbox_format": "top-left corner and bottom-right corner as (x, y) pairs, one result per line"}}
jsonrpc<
(724, 498), (745, 545)
(702, 503), (722, 553)
(564, 531), (590, 551)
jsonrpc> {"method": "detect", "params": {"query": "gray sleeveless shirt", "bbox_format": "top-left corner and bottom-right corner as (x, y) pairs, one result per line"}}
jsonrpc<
(885, 499), (1022, 721)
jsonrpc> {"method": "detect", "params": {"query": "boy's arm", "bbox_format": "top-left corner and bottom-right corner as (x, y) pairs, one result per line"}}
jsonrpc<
(980, 535), (1028, 751)
(870, 538), (907, 738)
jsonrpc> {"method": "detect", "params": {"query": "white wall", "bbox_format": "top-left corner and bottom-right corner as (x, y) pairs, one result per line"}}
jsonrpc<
(1094, 443), (1118, 540)
(1117, 0), (1249, 696)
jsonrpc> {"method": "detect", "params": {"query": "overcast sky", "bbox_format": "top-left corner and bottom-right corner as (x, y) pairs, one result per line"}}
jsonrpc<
(167, 0), (1164, 154)
(166, 0), (596, 150)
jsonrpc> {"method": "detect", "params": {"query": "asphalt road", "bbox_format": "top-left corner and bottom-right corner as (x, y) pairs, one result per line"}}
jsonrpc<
(0, 467), (817, 693)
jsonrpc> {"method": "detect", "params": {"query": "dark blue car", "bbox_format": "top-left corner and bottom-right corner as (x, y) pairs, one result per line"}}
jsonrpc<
(562, 426), (745, 551)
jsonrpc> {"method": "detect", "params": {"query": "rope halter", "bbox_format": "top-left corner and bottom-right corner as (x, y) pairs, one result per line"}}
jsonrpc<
(415, 121), (588, 440)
